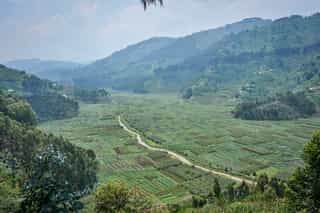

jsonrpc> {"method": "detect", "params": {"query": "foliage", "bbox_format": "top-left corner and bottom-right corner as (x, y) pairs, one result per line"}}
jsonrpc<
(233, 91), (317, 120)
(95, 181), (129, 212)
(142, 0), (163, 10)
(74, 88), (111, 103)
(0, 92), (36, 125)
(125, 187), (152, 213)
(94, 181), (151, 213)
(213, 178), (221, 198)
(0, 166), (20, 212)
(0, 64), (80, 121)
(257, 173), (269, 192)
(21, 145), (84, 213)
(26, 93), (79, 121)
(287, 130), (320, 212)
(0, 110), (97, 211)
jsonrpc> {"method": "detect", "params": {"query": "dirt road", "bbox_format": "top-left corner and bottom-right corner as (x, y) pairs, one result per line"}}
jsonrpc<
(118, 116), (255, 185)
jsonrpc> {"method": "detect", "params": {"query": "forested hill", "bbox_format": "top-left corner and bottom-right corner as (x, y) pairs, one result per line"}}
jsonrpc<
(71, 13), (320, 98)
(0, 91), (97, 212)
(0, 64), (79, 121)
(159, 13), (320, 96)
(73, 18), (270, 90)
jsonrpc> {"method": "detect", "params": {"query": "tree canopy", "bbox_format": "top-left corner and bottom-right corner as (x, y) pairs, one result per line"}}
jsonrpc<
(142, 0), (163, 9)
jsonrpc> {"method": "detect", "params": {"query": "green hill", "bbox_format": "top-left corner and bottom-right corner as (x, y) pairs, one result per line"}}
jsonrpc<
(160, 13), (320, 96)
(0, 64), (79, 121)
(74, 18), (270, 91)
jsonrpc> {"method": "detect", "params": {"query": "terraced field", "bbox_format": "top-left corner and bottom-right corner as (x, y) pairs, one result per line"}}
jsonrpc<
(114, 92), (320, 178)
(39, 92), (320, 205)
(39, 102), (232, 206)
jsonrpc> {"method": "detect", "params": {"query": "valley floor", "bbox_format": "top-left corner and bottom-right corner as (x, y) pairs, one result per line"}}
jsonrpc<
(39, 92), (320, 205)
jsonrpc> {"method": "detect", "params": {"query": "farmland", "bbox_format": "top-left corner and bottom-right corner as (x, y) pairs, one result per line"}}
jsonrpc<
(39, 91), (320, 205)
(39, 100), (232, 207)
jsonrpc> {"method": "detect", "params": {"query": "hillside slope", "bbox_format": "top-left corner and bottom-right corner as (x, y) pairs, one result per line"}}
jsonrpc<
(0, 64), (79, 121)
(74, 18), (270, 90)
(157, 13), (320, 96)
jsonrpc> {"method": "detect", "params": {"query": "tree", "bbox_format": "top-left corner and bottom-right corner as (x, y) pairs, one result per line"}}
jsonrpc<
(257, 173), (269, 192)
(192, 195), (207, 208)
(287, 130), (320, 212)
(270, 177), (285, 198)
(21, 145), (84, 213)
(235, 181), (250, 199)
(6, 101), (37, 125)
(95, 181), (129, 212)
(141, 0), (163, 10)
(213, 178), (221, 198)
(227, 183), (235, 201)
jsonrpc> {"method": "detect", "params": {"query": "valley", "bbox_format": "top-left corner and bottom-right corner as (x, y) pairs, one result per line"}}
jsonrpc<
(39, 91), (320, 208)
(1, 6), (320, 211)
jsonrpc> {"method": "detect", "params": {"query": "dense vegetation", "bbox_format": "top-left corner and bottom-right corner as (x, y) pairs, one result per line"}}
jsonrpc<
(234, 91), (318, 120)
(0, 91), (97, 212)
(26, 93), (79, 121)
(0, 64), (79, 121)
(74, 88), (111, 103)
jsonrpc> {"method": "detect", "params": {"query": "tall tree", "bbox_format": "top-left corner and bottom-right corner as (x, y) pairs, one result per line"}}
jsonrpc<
(287, 130), (320, 212)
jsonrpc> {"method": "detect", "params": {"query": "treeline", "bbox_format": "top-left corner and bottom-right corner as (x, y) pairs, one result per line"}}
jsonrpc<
(0, 92), (97, 212)
(74, 88), (111, 103)
(0, 91), (36, 125)
(26, 93), (79, 121)
(0, 64), (79, 121)
(233, 91), (317, 120)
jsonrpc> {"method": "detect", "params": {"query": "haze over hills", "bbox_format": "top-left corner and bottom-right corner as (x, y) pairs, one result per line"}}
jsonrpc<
(74, 17), (271, 90)
(5, 59), (83, 82)
(71, 13), (320, 98)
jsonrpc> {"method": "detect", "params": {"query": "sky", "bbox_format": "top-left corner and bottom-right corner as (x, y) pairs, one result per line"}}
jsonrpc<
(1, 0), (320, 63)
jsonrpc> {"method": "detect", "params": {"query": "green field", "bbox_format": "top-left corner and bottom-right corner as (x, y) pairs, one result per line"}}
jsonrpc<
(113, 92), (320, 178)
(39, 92), (320, 204)
(39, 100), (232, 206)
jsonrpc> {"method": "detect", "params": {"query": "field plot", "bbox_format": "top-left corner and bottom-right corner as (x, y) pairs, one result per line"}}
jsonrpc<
(114, 92), (320, 178)
(39, 102), (231, 205)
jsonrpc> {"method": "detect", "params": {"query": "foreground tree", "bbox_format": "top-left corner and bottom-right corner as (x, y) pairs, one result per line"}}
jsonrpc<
(141, 0), (163, 9)
(95, 181), (129, 212)
(21, 145), (84, 212)
(287, 130), (320, 212)
(95, 181), (152, 213)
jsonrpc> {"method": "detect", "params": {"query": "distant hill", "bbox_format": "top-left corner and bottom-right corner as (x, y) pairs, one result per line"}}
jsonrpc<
(0, 64), (79, 121)
(74, 18), (271, 90)
(159, 13), (320, 96)
(5, 59), (83, 82)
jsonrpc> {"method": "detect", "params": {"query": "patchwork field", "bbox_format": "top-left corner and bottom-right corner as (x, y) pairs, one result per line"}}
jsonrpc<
(39, 91), (320, 205)
(39, 101), (232, 206)
(113, 92), (320, 178)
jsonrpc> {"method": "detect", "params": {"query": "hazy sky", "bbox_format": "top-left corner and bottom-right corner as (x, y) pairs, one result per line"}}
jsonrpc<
(1, 0), (320, 63)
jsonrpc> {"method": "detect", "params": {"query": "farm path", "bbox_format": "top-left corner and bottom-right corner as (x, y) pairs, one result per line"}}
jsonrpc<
(118, 116), (255, 185)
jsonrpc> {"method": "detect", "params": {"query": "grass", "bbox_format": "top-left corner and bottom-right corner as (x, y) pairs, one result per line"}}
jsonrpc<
(39, 91), (320, 205)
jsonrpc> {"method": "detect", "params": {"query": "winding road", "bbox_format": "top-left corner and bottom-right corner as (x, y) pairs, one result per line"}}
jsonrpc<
(118, 116), (255, 185)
